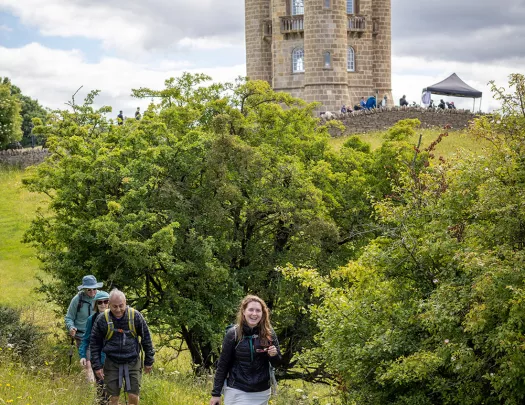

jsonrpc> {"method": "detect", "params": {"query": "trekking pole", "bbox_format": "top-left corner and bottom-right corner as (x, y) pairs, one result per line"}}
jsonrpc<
(68, 336), (75, 375)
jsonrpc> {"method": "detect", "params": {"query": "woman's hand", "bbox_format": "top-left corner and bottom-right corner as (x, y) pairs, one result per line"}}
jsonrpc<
(209, 396), (221, 405)
(268, 345), (278, 357)
(79, 358), (87, 367)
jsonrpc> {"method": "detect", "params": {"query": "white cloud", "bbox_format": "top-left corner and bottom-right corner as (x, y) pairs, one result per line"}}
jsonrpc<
(0, 43), (246, 118)
(0, 0), (244, 55)
(0, 24), (13, 32)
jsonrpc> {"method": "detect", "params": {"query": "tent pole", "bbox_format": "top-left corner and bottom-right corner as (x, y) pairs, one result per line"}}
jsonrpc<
(473, 98), (475, 112)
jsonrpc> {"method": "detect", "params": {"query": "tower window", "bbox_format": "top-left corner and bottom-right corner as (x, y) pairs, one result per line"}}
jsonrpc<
(347, 47), (355, 72)
(292, 48), (305, 73)
(292, 0), (304, 15)
(347, 0), (355, 14)
(324, 0), (330, 8)
(324, 51), (331, 68)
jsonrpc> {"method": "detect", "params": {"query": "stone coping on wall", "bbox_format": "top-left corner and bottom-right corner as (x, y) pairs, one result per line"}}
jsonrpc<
(0, 148), (50, 168)
(321, 106), (483, 136)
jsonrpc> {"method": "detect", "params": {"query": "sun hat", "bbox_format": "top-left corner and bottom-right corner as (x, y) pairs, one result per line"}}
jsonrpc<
(77, 275), (104, 291)
(92, 290), (110, 309)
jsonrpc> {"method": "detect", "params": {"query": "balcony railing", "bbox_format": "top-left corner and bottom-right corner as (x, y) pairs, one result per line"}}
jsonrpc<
(347, 15), (366, 32)
(280, 15), (304, 34)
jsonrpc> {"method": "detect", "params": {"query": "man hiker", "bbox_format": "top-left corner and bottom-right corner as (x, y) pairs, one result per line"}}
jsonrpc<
(117, 110), (124, 125)
(135, 107), (141, 120)
(90, 289), (155, 405)
(65, 275), (103, 347)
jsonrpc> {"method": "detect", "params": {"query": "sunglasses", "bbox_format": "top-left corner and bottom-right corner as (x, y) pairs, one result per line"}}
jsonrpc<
(97, 300), (109, 305)
(85, 288), (97, 292)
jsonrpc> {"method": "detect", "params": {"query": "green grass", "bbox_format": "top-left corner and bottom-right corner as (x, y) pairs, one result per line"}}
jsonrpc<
(0, 167), (48, 307)
(329, 128), (489, 157)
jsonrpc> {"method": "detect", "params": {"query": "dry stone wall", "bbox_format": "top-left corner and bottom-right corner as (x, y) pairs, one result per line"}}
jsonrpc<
(325, 107), (480, 136)
(0, 148), (49, 168)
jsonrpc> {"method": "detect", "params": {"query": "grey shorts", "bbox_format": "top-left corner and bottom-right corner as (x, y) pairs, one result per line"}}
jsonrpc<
(103, 356), (142, 396)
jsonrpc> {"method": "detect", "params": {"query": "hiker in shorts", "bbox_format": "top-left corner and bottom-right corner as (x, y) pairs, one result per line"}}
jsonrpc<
(65, 275), (104, 347)
(79, 290), (110, 404)
(90, 289), (155, 405)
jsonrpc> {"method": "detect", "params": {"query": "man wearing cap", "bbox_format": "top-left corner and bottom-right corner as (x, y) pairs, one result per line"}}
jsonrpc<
(65, 275), (104, 346)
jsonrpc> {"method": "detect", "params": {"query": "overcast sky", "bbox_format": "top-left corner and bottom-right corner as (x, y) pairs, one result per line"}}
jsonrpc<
(0, 0), (523, 115)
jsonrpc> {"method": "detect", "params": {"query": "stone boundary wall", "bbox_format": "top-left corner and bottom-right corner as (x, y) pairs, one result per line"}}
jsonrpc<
(0, 148), (50, 168)
(324, 107), (481, 136)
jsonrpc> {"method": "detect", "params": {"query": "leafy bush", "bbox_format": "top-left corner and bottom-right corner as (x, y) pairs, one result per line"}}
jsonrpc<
(0, 305), (44, 365)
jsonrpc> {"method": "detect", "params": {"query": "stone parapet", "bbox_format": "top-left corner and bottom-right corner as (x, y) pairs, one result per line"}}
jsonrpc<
(322, 107), (480, 136)
(0, 148), (50, 168)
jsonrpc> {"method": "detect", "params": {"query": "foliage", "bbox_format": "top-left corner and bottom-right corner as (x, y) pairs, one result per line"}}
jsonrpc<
(284, 74), (525, 404)
(24, 74), (392, 374)
(9, 83), (49, 146)
(0, 77), (23, 149)
(0, 305), (44, 365)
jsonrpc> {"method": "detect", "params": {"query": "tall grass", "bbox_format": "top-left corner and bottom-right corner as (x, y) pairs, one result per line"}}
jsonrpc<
(0, 167), (48, 307)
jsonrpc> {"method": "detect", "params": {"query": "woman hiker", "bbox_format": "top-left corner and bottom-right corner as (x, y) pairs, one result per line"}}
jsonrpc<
(79, 290), (110, 404)
(210, 295), (282, 405)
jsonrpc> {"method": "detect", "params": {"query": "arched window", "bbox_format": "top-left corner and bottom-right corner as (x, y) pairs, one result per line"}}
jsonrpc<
(347, 47), (355, 72)
(292, 0), (304, 15)
(292, 48), (305, 73)
(324, 51), (331, 68)
(347, 0), (355, 14)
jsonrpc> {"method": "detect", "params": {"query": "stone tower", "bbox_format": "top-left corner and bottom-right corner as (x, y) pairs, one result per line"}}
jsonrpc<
(245, 0), (393, 113)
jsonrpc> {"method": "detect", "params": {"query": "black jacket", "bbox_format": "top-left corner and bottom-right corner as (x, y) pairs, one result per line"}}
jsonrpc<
(90, 307), (155, 370)
(211, 324), (282, 396)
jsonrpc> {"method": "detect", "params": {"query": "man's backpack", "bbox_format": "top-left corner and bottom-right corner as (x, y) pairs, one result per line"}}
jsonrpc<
(103, 307), (137, 340)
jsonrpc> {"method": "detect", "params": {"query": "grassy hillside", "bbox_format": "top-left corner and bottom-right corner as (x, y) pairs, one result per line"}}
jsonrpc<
(0, 167), (340, 404)
(329, 128), (487, 156)
(0, 167), (48, 306)
(0, 126), (486, 403)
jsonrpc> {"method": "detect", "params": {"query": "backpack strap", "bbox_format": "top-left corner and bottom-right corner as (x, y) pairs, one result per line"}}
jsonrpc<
(76, 292), (91, 316)
(128, 307), (137, 338)
(104, 309), (114, 340)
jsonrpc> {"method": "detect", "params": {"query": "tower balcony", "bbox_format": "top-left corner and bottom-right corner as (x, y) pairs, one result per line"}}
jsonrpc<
(347, 15), (366, 34)
(280, 15), (304, 34)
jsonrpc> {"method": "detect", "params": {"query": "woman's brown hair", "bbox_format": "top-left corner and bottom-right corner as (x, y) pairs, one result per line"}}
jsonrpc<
(235, 295), (272, 343)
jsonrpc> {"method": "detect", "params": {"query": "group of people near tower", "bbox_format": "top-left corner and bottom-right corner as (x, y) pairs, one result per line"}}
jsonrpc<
(340, 94), (389, 114)
(66, 274), (282, 405)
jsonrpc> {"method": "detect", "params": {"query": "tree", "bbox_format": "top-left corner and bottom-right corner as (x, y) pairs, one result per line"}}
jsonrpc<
(0, 77), (22, 149)
(25, 75), (381, 373)
(10, 84), (48, 146)
(284, 74), (525, 404)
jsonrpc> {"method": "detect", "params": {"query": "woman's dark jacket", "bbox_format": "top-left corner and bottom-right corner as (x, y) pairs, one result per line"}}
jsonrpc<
(89, 307), (155, 370)
(211, 324), (282, 397)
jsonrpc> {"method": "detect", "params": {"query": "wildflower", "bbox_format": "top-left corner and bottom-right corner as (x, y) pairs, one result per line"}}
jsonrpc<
(444, 339), (450, 344)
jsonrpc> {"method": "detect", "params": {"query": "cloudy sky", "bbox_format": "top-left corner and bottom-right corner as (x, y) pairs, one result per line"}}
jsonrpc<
(0, 0), (523, 115)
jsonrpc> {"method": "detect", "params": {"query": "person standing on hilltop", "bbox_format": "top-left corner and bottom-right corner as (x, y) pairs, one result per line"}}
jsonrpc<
(135, 107), (141, 120)
(117, 110), (124, 125)
(90, 289), (155, 405)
